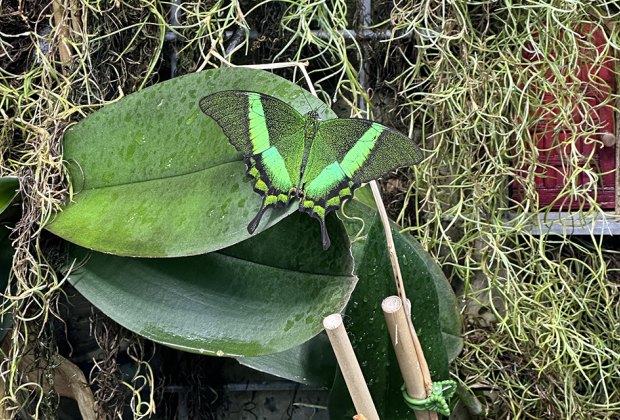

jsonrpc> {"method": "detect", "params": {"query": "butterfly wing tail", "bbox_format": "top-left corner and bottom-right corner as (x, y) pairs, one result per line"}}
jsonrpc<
(245, 153), (294, 235)
(247, 196), (268, 234)
(319, 218), (331, 250)
(299, 175), (359, 250)
(298, 201), (331, 250)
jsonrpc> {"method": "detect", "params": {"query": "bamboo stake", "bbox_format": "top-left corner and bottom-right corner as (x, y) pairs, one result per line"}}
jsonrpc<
(357, 0), (434, 400)
(323, 314), (379, 420)
(382, 296), (430, 401)
(369, 182), (433, 385)
(370, 184), (436, 420)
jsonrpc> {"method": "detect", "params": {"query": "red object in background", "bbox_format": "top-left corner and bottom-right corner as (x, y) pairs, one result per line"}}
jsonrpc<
(513, 24), (616, 209)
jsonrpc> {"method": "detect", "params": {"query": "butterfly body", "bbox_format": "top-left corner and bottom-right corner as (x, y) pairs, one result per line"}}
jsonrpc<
(200, 90), (422, 249)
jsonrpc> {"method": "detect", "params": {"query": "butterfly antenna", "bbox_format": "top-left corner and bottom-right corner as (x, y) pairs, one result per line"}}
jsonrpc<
(317, 96), (330, 117)
(301, 87), (331, 118)
(247, 196), (268, 234)
(320, 220), (331, 250)
(301, 89), (313, 111)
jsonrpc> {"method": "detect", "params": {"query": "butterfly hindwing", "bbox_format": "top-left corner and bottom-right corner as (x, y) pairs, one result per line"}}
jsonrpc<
(300, 118), (423, 248)
(200, 91), (306, 233)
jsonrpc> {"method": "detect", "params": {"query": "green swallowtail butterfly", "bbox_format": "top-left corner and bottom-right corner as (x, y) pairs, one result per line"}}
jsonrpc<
(199, 91), (422, 250)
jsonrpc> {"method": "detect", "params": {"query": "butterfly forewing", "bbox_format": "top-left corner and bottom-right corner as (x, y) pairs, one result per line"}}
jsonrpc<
(300, 118), (422, 247)
(200, 91), (306, 233)
(309, 118), (422, 183)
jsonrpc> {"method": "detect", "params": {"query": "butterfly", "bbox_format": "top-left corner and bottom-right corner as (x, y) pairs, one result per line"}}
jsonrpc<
(199, 91), (423, 250)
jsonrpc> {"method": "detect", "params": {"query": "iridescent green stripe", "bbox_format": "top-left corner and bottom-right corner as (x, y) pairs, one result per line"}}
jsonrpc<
(305, 161), (345, 197)
(340, 123), (384, 177)
(248, 93), (270, 153)
(262, 146), (293, 191)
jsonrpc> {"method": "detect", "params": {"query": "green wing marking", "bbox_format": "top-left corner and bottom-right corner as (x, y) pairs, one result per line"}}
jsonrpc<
(200, 92), (423, 250)
(300, 119), (423, 249)
(200, 91), (305, 233)
(247, 92), (271, 154)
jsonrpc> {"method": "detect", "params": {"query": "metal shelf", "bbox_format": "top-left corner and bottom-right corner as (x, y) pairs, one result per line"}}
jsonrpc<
(515, 212), (620, 236)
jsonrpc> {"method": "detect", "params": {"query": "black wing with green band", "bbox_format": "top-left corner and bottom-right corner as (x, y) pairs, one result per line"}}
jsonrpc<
(200, 91), (305, 233)
(200, 91), (423, 250)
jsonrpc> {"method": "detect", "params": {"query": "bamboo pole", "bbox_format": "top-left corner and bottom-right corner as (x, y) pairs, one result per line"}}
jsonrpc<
(357, 0), (434, 414)
(369, 182), (433, 391)
(382, 297), (425, 393)
(382, 296), (436, 420)
(323, 314), (379, 420)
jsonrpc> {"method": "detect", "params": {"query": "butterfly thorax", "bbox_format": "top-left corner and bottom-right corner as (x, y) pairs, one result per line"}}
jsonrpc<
(303, 110), (320, 145)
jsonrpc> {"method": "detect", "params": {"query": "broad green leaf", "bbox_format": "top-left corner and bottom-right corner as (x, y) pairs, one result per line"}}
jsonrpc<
(330, 199), (462, 418)
(235, 198), (461, 397)
(239, 332), (336, 388)
(47, 68), (337, 257)
(350, 183), (376, 209)
(0, 176), (19, 217)
(66, 211), (356, 356)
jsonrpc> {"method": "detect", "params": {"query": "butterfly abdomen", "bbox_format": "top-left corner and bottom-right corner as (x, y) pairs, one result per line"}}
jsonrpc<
(298, 111), (321, 187)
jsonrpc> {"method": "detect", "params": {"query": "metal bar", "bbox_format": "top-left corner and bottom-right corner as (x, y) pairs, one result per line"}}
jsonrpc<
(505, 212), (620, 236)
(165, 28), (393, 44)
(221, 29), (392, 41)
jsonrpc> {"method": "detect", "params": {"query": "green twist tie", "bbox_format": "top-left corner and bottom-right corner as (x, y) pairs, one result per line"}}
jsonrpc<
(402, 380), (457, 416)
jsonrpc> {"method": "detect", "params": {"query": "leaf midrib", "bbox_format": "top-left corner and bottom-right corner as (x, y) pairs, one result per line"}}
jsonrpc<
(74, 156), (242, 192)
